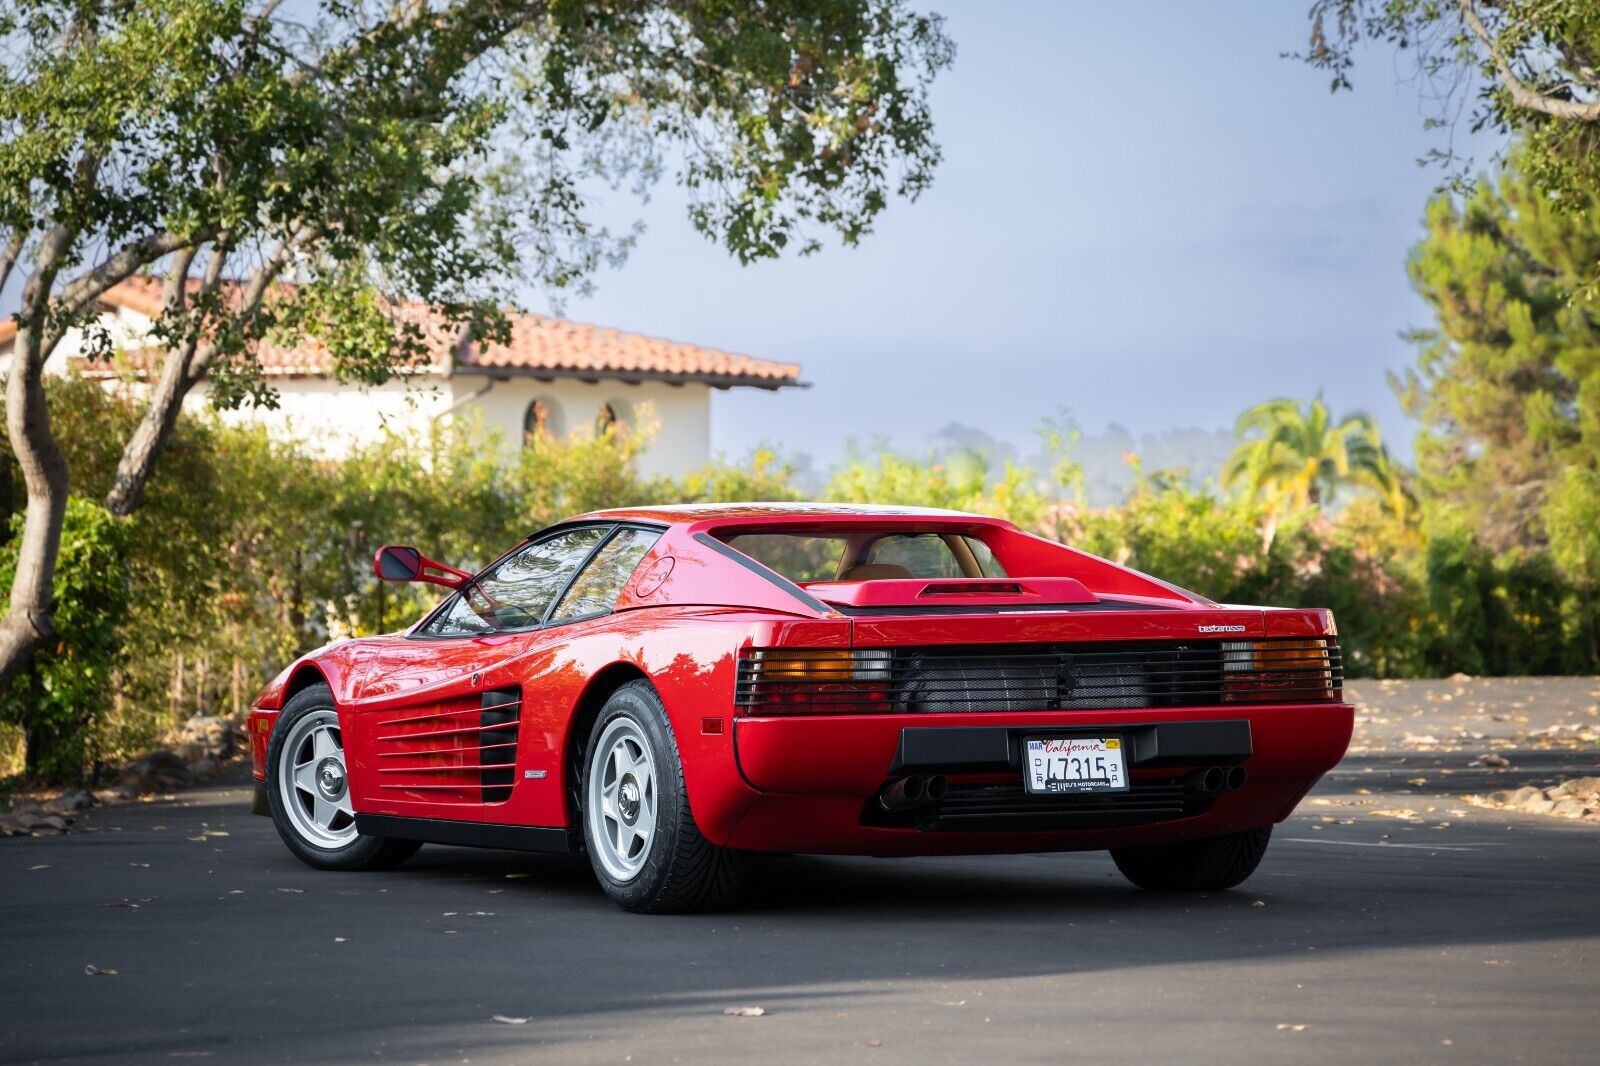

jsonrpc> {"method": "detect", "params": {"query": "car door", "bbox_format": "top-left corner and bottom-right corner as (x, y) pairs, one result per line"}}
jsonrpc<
(343, 525), (616, 820)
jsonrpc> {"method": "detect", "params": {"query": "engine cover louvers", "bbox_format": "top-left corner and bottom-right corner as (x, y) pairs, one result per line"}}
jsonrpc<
(372, 687), (522, 804)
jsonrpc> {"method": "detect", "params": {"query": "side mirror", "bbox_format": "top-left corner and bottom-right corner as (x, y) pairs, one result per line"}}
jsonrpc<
(373, 545), (472, 590)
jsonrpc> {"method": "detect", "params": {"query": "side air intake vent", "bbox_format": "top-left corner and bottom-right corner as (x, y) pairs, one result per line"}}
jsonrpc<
(372, 687), (523, 804)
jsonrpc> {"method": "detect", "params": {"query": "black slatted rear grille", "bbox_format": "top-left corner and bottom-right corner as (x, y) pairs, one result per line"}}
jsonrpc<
(736, 639), (1341, 714)
(862, 779), (1203, 831)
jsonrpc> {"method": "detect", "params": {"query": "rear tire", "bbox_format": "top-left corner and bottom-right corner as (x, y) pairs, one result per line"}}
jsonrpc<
(266, 683), (421, 872)
(580, 680), (746, 913)
(1111, 825), (1272, 892)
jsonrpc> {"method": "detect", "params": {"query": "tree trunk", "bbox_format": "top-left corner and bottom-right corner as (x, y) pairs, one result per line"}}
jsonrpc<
(0, 319), (71, 695)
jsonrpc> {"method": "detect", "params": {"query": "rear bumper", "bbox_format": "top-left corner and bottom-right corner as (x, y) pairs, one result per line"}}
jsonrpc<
(723, 702), (1353, 855)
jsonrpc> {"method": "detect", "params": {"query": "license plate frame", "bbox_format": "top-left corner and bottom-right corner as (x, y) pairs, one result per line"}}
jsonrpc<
(1022, 735), (1129, 795)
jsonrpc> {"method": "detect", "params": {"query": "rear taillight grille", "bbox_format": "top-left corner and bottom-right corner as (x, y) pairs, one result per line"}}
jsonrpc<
(372, 687), (521, 803)
(735, 640), (1340, 715)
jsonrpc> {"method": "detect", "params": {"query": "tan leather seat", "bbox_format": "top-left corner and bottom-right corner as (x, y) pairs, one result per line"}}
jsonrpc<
(840, 562), (914, 581)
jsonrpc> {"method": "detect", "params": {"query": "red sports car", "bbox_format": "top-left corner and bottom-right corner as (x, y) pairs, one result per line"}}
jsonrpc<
(248, 504), (1352, 912)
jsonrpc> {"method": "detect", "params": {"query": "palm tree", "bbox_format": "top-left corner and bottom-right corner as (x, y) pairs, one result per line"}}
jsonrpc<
(1222, 397), (1410, 515)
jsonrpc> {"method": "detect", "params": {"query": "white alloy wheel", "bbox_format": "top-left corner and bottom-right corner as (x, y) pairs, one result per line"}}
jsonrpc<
(587, 715), (658, 881)
(277, 708), (357, 848)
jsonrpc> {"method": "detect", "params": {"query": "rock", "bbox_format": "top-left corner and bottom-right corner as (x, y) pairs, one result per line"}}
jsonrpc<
(1471, 753), (1510, 768)
(1560, 777), (1600, 802)
(1487, 790), (1515, 805)
(175, 741), (207, 763)
(1551, 798), (1589, 819)
(65, 789), (94, 810)
(24, 813), (70, 832)
(143, 750), (188, 774)
(1523, 799), (1556, 814)
(0, 817), (28, 837)
(1511, 786), (1544, 804)
(188, 758), (217, 779)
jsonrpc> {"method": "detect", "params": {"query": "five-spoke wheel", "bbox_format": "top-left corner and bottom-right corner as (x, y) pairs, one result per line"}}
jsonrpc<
(278, 708), (357, 848)
(587, 717), (659, 881)
(265, 682), (420, 871)
(579, 680), (746, 912)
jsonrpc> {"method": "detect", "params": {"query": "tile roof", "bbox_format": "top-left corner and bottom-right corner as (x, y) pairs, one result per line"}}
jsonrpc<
(33, 276), (802, 389)
(460, 314), (802, 388)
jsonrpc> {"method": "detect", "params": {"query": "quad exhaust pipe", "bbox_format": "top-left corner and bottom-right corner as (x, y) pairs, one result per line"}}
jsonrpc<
(1186, 765), (1248, 795)
(879, 774), (948, 812)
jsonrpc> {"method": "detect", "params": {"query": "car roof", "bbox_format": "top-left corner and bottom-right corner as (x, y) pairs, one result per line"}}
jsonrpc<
(569, 502), (1001, 525)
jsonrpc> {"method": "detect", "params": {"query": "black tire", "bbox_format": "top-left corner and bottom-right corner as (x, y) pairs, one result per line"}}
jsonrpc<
(1111, 825), (1272, 892)
(265, 683), (422, 872)
(579, 680), (746, 913)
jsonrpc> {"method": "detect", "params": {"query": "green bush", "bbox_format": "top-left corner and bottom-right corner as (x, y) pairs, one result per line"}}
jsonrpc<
(0, 497), (132, 780)
(3, 379), (1597, 782)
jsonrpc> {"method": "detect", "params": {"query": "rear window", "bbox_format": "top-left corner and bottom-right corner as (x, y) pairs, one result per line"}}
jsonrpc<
(863, 533), (965, 578)
(725, 534), (848, 583)
(723, 530), (1007, 582)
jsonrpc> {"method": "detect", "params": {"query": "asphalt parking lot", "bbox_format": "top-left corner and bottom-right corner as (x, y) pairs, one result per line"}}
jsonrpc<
(3, 678), (1598, 1065)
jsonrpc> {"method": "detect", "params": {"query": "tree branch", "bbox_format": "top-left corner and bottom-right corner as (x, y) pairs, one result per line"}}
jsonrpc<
(0, 229), (23, 296)
(55, 228), (216, 320)
(104, 239), (294, 516)
(1460, 0), (1600, 122)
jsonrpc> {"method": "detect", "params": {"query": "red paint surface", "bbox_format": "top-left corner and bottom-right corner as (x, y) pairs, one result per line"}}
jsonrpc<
(249, 505), (1352, 855)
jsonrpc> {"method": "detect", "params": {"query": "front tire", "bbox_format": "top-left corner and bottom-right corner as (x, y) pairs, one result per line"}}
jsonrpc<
(580, 680), (746, 913)
(266, 683), (421, 871)
(1111, 825), (1272, 892)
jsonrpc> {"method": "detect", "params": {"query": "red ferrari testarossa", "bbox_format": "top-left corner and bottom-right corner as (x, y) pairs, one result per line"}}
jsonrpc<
(249, 504), (1352, 912)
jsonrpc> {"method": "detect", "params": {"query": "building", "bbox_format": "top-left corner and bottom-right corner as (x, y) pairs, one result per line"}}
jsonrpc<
(0, 277), (804, 478)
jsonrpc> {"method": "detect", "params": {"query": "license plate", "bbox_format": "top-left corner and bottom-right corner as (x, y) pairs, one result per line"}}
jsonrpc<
(1024, 737), (1128, 794)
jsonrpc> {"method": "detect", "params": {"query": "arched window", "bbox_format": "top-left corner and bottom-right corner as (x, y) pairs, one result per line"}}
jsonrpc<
(522, 399), (549, 447)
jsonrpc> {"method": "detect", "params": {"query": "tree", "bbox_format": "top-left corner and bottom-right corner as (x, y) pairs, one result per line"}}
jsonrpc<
(0, 0), (953, 692)
(1222, 397), (1407, 513)
(1402, 156), (1600, 559)
(1298, 1), (1600, 201)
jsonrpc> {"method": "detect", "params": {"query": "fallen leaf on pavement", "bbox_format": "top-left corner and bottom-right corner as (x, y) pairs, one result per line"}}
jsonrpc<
(492, 1015), (529, 1025)
(276, 887), (304, 894)
(84, 964), (119, 976)
(29, 864), (50, 870)
(723, 1007), (766, 1017)
(1276, 1024), (1307, 1032)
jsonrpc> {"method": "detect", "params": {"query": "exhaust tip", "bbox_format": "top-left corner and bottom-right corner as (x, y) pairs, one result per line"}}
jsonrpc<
(1226, 765), (1248, 792)
(924, 774), (948, 801)
(878, 776), (929, 812)
(1201, 766), (1226, 794)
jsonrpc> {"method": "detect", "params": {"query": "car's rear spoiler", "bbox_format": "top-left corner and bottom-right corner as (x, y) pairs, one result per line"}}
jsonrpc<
(799, 576), (1100, 609)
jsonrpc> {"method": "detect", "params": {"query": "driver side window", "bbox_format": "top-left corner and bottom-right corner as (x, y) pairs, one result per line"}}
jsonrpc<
(420, 527), (609, 636)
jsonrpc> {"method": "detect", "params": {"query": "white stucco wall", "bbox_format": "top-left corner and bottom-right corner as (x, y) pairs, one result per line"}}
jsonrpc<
(5, 307), (718, 478)
(456, 374), (711, 478)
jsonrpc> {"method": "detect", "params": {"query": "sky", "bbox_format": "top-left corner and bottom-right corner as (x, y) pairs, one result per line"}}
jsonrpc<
(2, 2), (1502, 478)
(552, 0), (1500, 470)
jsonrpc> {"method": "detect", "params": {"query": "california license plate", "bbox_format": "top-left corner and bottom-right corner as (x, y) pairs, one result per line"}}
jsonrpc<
(1024, 737), (1128, 794)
